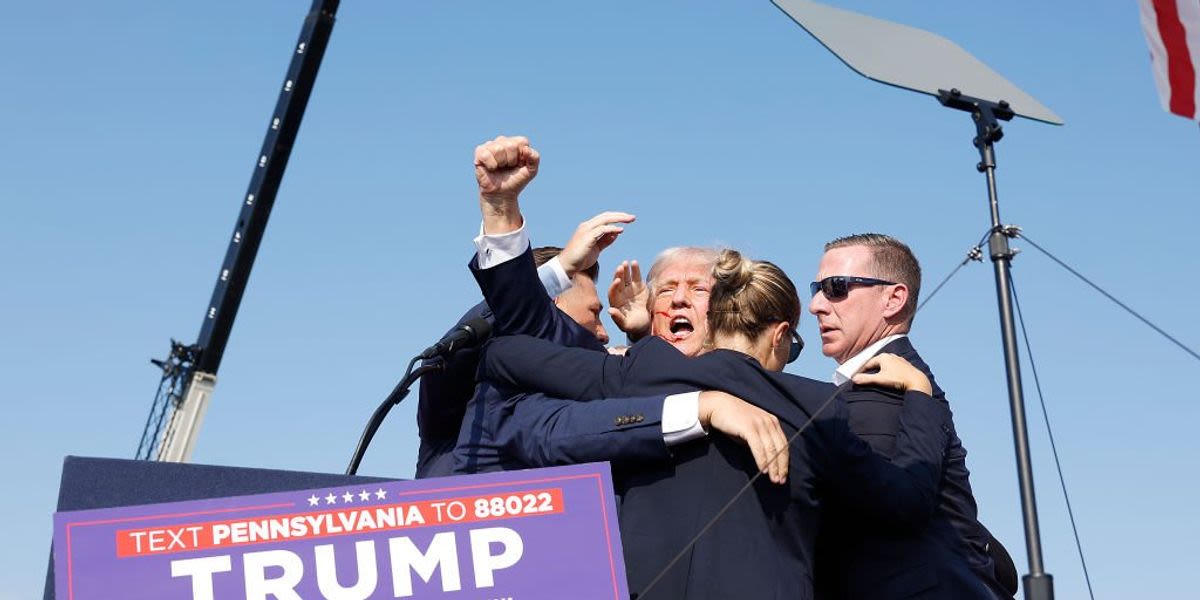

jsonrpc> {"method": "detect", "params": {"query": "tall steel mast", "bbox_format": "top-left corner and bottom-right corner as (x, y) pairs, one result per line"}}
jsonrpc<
(137, 0), (341, 462)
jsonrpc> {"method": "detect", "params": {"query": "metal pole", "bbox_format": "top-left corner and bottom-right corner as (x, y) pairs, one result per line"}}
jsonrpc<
(975, 106), (1054, 600)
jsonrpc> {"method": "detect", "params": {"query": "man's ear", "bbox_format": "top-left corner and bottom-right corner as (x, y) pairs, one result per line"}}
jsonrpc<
(881, 284), (909, 321)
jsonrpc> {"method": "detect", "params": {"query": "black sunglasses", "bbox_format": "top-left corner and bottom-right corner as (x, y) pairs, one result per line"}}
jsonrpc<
(787, 328), (804, 364)
(810, 275), (897, 300)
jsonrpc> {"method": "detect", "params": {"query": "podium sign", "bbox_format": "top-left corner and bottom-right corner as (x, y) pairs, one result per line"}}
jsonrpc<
(53, 463), (628, 599)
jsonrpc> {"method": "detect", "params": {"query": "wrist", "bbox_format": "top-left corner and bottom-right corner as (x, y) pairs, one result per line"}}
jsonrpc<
(696, 392), (715, 428)
(624, 321), (650, 341)
(479, 194), (523, 234)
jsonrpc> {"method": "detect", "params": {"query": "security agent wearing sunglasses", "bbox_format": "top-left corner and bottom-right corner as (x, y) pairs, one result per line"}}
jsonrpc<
(808, 233), (1019, 600)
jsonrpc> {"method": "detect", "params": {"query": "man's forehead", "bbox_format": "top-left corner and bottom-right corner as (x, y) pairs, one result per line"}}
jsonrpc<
(819, 245), (873, 275)
(659, 257), (712, 277)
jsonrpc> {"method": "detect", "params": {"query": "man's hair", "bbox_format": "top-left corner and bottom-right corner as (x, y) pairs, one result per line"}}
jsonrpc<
(533, 246), (599, 280)
(646, 246), (720, 293)
(708, 249), (800, 340)
(824, 233), (922, 324)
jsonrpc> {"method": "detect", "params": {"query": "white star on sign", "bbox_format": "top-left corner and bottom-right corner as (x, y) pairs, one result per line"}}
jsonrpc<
(342, 491), (355, 503)
(375, 488), (387, 500)
(325, 493), (337, 505)
(358, 490), (371, 502)
(307, 494), (319, 507)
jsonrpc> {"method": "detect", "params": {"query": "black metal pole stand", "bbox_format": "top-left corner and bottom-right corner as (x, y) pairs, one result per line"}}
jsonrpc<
(938, 89), (1054, 600)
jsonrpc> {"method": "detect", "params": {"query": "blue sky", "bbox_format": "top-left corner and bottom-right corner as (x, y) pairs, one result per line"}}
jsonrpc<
(3, 2), (1197, 598)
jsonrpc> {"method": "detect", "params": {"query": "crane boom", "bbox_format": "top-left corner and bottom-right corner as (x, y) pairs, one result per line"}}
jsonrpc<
(137, 0), (342, 462)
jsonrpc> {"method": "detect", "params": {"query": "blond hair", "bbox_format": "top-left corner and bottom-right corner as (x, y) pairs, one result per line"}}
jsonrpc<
(707, 249), (800, 340)
(646, 246), (720, 294)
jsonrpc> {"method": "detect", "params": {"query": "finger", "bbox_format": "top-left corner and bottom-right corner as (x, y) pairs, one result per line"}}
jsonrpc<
(615, 260), (631, 285)
(614, 260), (633, 287)
(629, 260), (643, 285)
(525, 146), (540, 172)
(851, 372), (878, 386)
(596, 232), (620, 251)
(750, 420), (779, 483)
(586, 211), (636, 228)
(502, 138), (520, 165)
(857, 355), (881, 375)
(767, 420), (789, 483)
(744, 426), (770, 478)
(852, 372), (900, 390)
(593, 224), (625, 239)
(607, 268), (627, 304)
(475, 145), (498, 170)
(485, 140), (510, 167)
(626, 265), (640, 291)
(747, 420), (775, 482)
(580, 212), (636, 233)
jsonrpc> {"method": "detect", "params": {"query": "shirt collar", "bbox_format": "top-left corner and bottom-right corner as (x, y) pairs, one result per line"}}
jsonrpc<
(832, 334), (907, 385)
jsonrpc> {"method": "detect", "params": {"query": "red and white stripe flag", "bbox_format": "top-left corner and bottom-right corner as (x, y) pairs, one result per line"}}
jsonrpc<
(1140, 0), (1200, 120)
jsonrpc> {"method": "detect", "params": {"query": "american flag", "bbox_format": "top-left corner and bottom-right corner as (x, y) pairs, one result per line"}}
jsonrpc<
(1140, 0), (1200, 120)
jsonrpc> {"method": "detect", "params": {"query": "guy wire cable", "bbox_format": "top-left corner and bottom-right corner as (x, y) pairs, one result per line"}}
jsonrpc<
(638, 381), (851, 599)
(1017, 232), (1200, 363)
(1009, 274), (1096, 600)
(916, 229), (990, 313)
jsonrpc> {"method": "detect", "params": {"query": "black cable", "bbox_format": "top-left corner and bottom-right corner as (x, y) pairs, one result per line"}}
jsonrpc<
(1009, 275), (1096, 600)
(346, 356), (446, 476)
(639, 382), (849, 599)
(915, 230), (989, 314)
(1018, 232), (1200, 363)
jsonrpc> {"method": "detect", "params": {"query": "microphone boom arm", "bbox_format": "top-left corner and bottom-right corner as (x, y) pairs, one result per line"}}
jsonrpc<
(345, 357), (443, 476)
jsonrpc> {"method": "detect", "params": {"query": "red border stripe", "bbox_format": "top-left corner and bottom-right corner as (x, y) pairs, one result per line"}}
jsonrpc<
(1154, 0), (1198, 118)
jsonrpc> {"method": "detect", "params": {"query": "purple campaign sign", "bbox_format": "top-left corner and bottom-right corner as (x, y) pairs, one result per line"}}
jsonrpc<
(53, 463), (628, 600)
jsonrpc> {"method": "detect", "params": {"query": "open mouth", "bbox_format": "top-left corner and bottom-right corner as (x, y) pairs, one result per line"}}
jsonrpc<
(669, 316), (695, 340)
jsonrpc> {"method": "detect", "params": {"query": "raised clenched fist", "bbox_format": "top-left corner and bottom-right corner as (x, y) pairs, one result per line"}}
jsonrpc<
(474, 135), (540, 203)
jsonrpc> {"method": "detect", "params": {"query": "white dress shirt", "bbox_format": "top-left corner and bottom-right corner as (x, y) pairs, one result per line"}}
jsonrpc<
(473, 221), (705, 446)
(832, 334), (908, 385)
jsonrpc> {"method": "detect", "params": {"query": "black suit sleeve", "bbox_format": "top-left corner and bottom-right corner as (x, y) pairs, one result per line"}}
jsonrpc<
(815, 388), (950, 526)
(482, 334), (622, 400)
(492, 389), (671, 466)
(470, 247), (600, 349)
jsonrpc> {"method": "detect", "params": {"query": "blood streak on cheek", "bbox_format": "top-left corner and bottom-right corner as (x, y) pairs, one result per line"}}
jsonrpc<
(652, 311), (674, 341)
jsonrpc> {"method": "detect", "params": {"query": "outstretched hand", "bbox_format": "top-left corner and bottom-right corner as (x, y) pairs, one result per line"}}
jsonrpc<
(699, 391), (790, 484)
(608, 260), (650, 339)
(851, 353), (933, 396)
(558, 211), (636, 278)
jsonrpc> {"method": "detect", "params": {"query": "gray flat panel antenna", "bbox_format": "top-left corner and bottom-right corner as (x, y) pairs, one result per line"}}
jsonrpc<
(772, 0), (1063, 125)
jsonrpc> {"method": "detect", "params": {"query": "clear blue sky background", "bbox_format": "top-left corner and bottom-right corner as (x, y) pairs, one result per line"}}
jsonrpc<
(3, 2), (1197, 598)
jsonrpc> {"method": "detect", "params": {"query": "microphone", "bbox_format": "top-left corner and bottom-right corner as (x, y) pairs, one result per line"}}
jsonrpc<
(417, 317), (493, 360)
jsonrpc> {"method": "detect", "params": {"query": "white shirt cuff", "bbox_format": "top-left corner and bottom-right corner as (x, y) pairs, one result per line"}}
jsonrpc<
(538, 257), (573, 298)
(662, 391), (706, 446)
(473, 221), (530, 270)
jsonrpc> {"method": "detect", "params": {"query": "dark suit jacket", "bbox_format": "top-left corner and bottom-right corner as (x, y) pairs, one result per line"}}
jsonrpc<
(450, 247), (672, 474)
(482, 334), (953, 600)
(817, 336), (1012, 599)
(414, 301), (491, 478)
